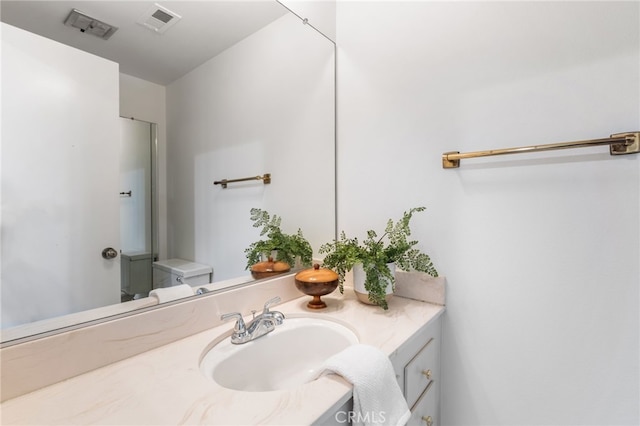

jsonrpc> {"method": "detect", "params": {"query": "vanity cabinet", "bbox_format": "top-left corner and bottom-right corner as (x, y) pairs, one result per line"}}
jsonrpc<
(394, 314), (442, 425)
(315, 313), (443, 426)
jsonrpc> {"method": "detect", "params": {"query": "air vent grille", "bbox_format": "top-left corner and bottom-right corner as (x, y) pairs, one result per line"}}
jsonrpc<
(137, 3), (181, 34)
(64, 9), (118, 40)
(151, 9), (173, 24)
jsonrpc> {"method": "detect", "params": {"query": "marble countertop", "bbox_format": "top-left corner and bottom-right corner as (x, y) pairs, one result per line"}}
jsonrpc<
(0, 289), (444, 425)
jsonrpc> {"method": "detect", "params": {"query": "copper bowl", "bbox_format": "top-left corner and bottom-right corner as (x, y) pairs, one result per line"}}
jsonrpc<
(250, 258), (290, 280)
(294, 264), (339, 309)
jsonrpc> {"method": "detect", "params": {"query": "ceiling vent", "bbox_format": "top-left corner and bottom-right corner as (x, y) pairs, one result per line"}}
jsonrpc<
(64, 9), (118, 40)
(137, 3), (182, 34)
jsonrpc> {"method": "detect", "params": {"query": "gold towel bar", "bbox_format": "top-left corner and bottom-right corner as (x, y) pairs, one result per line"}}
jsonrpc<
(213, 173), (271, 189)
(442, 132), (639, 169)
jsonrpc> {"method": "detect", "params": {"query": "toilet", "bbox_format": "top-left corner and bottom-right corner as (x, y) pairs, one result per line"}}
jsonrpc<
(152, 258), (213, 289)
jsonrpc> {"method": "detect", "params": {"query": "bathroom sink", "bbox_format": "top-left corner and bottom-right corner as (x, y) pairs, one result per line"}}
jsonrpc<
(200, 316), (359, 392)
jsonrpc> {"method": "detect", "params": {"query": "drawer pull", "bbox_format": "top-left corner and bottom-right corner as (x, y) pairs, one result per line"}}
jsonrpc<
(422, 369), (432, 380)
(422, 415), (433, 426)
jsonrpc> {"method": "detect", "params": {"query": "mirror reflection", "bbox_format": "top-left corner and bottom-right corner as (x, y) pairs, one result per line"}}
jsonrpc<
(119, 118), (157, 302)
(0, 1), (336, 343)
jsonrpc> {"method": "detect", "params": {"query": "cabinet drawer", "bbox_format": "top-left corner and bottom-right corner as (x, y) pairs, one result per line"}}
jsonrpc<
(407, 381), (438, 426)
(404, 337), (438, 408)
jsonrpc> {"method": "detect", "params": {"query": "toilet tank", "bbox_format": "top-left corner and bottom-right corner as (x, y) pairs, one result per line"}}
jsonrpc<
(152, 258), (213, 289)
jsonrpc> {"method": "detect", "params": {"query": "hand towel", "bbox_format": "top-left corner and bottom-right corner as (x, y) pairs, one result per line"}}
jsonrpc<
(319, 344), (411, 426)
(149, 284), (194, 303)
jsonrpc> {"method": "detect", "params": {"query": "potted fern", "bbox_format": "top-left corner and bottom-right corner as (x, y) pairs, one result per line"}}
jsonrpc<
(245, 208), (313, 278)
(319, 207), (438, 310)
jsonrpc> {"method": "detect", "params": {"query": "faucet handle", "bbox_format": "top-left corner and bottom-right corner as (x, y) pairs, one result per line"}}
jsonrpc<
(262, 296), (281, 314)
(220, 312), (246, 333)
(262, 296), (285, 325)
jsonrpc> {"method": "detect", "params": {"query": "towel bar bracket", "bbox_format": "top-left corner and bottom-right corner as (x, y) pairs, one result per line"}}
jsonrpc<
(442, 151), (461, 169)
(610, 132), (640, 155)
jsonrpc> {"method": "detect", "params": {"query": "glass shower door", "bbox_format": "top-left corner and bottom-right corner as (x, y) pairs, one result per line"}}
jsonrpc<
(119, 118), (155, 300)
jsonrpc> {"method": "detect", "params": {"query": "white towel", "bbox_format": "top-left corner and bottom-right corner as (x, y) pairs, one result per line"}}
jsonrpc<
(149, 284), (194, 303)
(319, 344), (411, 426)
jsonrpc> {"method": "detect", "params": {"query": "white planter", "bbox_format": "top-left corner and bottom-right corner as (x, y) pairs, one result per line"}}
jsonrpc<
(352, 262), (395, 305)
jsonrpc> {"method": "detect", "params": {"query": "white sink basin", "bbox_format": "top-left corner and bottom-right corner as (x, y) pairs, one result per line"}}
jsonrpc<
(200, 316), (359, 392)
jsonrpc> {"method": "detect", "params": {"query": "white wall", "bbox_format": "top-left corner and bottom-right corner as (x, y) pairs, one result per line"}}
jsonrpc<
(336, 2), (639, 425)
(166, 12), (335, 281)
(119, 73), (167, 260)
(1, 23), (121, 327)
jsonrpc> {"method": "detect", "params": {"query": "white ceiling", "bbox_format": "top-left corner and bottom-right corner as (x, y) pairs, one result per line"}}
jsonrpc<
(0, 1), (288, 85)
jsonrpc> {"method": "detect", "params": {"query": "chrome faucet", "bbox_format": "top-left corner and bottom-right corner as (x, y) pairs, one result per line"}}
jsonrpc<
(220, 296), (285, 344)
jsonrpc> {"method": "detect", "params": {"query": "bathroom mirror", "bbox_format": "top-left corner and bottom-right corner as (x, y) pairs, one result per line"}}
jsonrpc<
(0, 1), (336, 344)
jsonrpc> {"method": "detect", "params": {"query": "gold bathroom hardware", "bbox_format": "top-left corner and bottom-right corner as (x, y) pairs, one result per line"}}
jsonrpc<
(422, 369), (432, 380)
(422, 416), (433, 426)
(213, 173), (271, 189)
(442, 131), (640, 168)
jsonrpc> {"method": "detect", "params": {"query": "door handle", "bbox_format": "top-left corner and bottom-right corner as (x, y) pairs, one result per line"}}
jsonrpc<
(102, 247), (118, 259)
